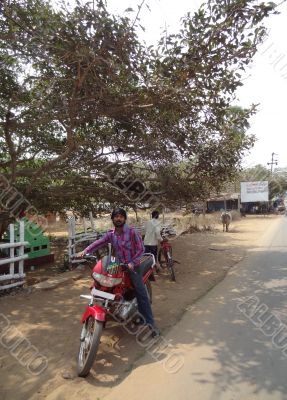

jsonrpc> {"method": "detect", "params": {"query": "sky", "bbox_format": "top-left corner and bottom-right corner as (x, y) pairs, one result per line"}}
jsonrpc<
(104, 0), (287, 169)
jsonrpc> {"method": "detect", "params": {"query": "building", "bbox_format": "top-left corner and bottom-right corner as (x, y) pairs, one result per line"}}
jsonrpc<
(207, 193), (240, 212)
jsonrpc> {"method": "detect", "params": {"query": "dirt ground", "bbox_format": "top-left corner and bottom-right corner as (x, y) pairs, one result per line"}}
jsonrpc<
(0, 215), (279, 400)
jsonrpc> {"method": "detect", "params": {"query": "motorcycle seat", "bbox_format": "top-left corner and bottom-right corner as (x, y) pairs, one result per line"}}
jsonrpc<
(140, 254), (154, 274)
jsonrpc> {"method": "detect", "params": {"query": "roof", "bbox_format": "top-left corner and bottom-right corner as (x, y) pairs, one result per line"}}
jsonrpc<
(207, 192), (240, 202)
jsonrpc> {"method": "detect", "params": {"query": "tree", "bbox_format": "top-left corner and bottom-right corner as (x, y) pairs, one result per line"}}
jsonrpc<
(0, 0), (279, 235)
(239, 164), (287, 200)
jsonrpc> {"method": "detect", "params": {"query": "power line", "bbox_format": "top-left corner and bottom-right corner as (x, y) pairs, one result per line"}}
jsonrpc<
(267, 152), (278, 174)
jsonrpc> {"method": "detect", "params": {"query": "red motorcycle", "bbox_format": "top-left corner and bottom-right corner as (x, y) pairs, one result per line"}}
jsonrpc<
(77, 251), (155, 377)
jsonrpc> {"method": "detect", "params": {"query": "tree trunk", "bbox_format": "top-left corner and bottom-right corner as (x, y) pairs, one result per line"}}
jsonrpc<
(132, 206), (139, 222)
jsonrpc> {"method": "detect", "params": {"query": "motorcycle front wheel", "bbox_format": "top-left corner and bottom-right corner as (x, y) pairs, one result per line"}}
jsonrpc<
(77, 317), (103, 377)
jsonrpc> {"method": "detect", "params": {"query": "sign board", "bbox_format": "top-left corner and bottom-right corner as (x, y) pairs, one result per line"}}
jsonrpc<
(240, 181), (269, 203)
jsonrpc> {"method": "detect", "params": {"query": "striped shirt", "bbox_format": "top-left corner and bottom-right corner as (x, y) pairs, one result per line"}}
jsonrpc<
(84, 224), (144, 268)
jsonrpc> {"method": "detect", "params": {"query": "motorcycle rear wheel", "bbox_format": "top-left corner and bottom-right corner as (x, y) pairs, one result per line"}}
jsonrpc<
(77, 317), (103, 377)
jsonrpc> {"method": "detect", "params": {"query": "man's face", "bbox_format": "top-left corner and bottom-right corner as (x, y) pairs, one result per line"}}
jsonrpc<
(112, 213), (126, 228)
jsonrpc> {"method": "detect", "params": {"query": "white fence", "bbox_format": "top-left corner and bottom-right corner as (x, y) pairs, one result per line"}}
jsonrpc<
(67, 213), (102, 266)
(66, 213), (178, 268)
(0, 221), (29, 290)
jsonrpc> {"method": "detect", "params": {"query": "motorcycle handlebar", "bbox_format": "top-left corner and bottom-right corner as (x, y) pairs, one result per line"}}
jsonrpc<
(80, 255), (129, 270)
(84, 254), (98, 262)
(119, 263), (129, 271)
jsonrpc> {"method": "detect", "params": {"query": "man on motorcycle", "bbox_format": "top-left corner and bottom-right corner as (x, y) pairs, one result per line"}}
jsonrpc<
(78, 208), (160, 337)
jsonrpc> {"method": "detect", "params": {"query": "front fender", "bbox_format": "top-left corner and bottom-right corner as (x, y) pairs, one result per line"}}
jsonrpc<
(81, 305), (106, 323)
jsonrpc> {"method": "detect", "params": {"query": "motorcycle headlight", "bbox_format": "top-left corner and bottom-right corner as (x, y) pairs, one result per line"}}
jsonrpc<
(92, 273), (122, 287)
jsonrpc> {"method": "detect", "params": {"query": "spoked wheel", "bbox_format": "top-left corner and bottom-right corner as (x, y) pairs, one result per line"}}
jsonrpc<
(158, 248), (164, 269)
(166, 250), (176, 282)
(145, 279), (152, 304)
(159, 248), (176, 281)
(77, 317), (103, 377)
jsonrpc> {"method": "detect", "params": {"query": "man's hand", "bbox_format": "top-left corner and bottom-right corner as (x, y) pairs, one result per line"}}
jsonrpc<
(127, 263), (134, 271)
(75, 251), (85, 258)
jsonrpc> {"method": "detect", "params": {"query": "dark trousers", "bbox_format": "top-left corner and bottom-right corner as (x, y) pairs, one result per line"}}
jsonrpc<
(144, 245), (158, 262)
(129, 261), (154, 326)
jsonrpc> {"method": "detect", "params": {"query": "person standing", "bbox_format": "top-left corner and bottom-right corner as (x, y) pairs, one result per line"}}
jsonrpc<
(143, 210), (162, 270)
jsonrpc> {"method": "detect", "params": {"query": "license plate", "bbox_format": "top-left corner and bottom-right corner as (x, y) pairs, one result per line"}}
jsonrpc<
(91, 288), (115, 301)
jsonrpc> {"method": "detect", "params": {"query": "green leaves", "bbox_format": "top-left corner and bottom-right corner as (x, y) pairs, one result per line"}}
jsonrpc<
(0, 0), (279, 215)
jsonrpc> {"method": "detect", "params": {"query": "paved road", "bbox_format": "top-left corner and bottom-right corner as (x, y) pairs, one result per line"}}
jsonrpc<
(104, 216), (287, 400)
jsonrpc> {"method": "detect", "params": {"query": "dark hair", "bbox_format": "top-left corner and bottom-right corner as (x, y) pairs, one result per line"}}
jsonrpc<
(151, 210), (159, 219)
(111, 208), (127, 220)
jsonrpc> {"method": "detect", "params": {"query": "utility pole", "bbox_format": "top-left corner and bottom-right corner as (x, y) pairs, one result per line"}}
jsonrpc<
(267, 152), (278, 174)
